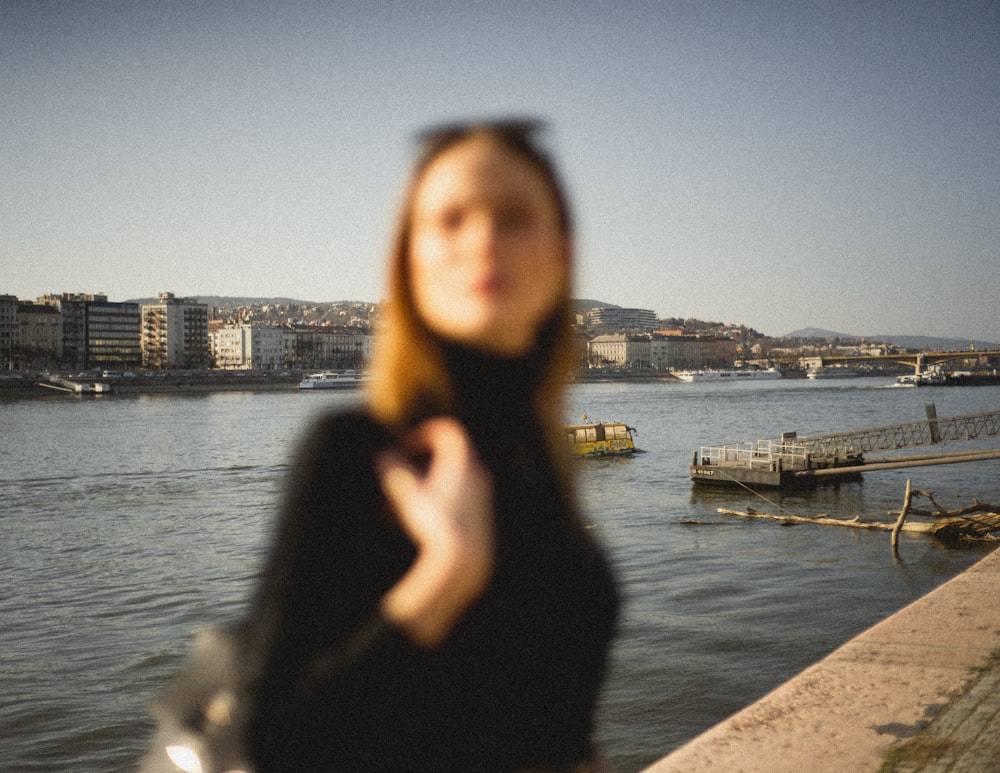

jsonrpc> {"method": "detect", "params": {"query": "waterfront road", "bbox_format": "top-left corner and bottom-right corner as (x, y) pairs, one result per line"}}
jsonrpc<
(643, 544), (1000, 772)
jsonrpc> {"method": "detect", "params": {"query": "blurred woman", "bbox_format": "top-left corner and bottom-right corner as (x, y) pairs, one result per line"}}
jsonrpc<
(144, 120), (618, 773)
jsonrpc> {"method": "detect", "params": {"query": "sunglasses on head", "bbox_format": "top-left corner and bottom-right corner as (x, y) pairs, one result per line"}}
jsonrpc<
(414, 117), (549, 158)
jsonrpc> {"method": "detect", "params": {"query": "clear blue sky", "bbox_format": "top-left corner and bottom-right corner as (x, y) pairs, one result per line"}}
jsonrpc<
(3, 1), (998, 341)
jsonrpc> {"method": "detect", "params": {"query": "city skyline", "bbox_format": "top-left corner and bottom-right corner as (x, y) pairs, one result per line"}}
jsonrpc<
(9, 287), (998, 349)
(4, 2), (999, 341)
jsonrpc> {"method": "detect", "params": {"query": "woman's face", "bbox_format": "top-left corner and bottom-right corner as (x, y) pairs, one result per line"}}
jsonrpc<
(407, 137), (569, 356)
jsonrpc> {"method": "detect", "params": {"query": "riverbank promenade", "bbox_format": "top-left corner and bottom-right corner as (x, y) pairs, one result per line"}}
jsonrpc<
(643, 544), (1000, 772)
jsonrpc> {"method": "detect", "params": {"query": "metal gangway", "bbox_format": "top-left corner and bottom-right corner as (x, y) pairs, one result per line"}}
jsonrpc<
(697, 408), (1000, 472)
(788, 408), (1000, 458)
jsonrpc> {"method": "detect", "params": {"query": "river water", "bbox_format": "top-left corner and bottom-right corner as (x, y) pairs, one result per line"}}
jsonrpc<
(2, 378), (998, 772)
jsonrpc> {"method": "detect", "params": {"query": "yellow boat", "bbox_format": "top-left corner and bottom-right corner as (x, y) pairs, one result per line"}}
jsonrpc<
(565, 420), (637, 457)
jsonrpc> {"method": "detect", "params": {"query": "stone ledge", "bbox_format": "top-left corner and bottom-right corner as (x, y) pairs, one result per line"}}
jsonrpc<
(643, 546), (1000, 773)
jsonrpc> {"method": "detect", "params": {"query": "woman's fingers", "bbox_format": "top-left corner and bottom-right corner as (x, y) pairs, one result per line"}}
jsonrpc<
(375, 450), (420, 507)
(374, 419), (496, 646)
(376, 418), (493, 551)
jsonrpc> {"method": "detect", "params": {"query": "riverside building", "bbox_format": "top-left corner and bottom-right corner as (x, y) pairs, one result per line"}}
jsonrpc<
(141, 293), (210, 369)
(587, 307), (658, 332)
(588, 334), (652, 368)
(210, 323), (286, 370)
(650, 333), (738, 371)
(588, 332), (740, 370)
(17, 302), (62, 371)
(85, 300), (141, 371)
(1, 295), (18, 371)
(37, 293), (101, 371)
(285, 325), (373, 371)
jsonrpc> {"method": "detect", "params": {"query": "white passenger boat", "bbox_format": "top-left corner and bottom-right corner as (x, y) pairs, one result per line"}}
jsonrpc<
(895, 367), (946, 387)
(298, 371), (370, 390)
(672, 368), (782, 383)
(806, 367), (861, 379)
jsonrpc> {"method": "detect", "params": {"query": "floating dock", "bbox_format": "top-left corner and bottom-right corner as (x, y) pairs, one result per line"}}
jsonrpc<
(37, 376), (113, 395)
(690, 406), (1000, 489)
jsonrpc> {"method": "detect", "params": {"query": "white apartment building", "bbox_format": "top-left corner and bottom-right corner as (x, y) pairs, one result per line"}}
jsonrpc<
(141, 292), (210, 369)
(211, 323), (286, 370)
(587, 307), (659, 331)
(209, 323), (375, 371)
(588, 334), (651, 368)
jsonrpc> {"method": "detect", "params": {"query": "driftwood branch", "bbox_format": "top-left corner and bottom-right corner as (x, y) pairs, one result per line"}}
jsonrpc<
(714, 481), (1000, 550)
(715, 508), (940, 533)
(907, 496), (1000, 518)
(891, 479), (914, 552)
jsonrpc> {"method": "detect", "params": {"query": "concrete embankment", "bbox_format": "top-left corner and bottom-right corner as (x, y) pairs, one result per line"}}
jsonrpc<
(643, 545), (1000, 772)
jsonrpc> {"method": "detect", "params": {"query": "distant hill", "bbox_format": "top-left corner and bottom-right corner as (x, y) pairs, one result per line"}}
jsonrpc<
(869, 335), (999, 351)
(129, 296), (618, 313)
(784, 327), (852, 340)
(784, 328), (998, 350)
(572, 299), (619, 314)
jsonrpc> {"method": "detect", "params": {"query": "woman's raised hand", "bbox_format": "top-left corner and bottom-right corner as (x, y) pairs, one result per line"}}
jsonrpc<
(375, 418), (495, 647)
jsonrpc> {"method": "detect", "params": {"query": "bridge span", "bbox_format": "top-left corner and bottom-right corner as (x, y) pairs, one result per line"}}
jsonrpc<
(792, 349), (1000, 375)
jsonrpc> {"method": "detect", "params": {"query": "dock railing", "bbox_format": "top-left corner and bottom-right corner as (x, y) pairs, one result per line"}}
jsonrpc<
(698, 439), (811, 471)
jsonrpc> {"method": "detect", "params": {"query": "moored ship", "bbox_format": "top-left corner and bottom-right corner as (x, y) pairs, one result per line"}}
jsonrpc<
(299, 371), (370, 390)
(896, 364), (951, 386)
(806, 367), (861, 379)
(672, 368), (782, 383)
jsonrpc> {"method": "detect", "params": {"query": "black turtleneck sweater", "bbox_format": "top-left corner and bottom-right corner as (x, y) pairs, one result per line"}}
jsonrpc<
(245, 344), (619, 772)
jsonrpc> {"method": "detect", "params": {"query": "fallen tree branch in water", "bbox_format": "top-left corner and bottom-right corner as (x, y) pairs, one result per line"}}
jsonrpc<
(714, 507), (937, 532)
(715, 480), (1000, 550)
(891, 479), (914, 554)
